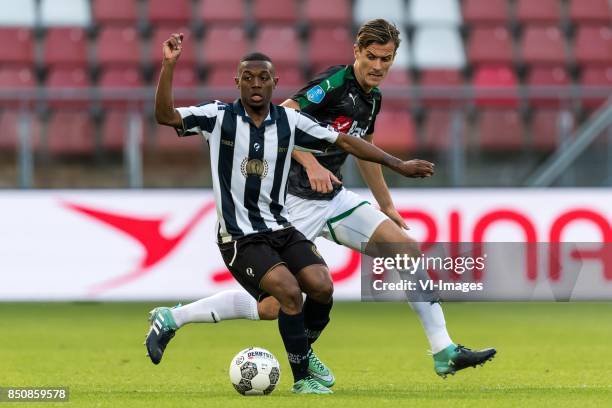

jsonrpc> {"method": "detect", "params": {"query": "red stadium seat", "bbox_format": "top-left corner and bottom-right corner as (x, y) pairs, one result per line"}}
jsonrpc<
(0, 111), (41, 151)
(98, 67), (144, 108)
(200, 0), (245, 25)
(372, 110), (417, 153)
(477, 109), (526, 151)
(92, 0), (138, 25)
(468, 26), (514, 65)
(303, 0), (351, 25)
(379, 69), (412, 109)
(521, 26), (568, 65)
(0, 28), (34, 65)
(308, 27), (354, 72)
(0, 67), (36, 97)
(202, 27), (247, 66)
(462, 0), (509, 25)
(43, 28), (88, 67)
(574, 26), (612, 65)
(580, 67), (612, 108)
(473, 65), (519, 108)
(98, 67), (143, 88)
(45, 67), (91, 108)
(149, 27), (197, 67)
(530, 109), (574, 151)
(516, 0), (561, 24)
(253, 0), (298, 24)
(569, 0), (611, 24)
(273, 66), (306, 88)
(96, 27), (142, 67)
(271, 67), (306, 104)
(419, 69), (464, 107)
(170, 67), (199, 88)
(254, 26), (301, 67)
(45, 111), (95, 155)
(148, 0), (192, 25)
(46, 67), (90, 87)
(206, 66), (239, 87)
(100, 110), (143, 152)
(526, 67), (571, 107)
(420, 70), (463, 86)
(168, 67), (200, 106)
(422, 110), (467, 151)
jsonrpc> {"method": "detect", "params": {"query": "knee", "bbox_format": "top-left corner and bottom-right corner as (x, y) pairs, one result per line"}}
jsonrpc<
(403, 238), (421, 258)
(278, 284), (303, 314)
(308, 279), (334, 304)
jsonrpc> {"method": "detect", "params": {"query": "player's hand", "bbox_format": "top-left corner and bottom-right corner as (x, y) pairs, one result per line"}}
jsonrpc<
(162, 33), (184, 64)
(396, 159), (435, 178)
(381, 206), (409, 230)
(305, 163), (341, 193)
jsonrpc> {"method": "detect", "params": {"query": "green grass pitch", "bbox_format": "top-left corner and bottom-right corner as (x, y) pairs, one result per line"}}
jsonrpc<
(1, 302), (611, 407)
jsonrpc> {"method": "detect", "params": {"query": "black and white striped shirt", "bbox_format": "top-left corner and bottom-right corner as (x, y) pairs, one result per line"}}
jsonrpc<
(176, 99), (339, 243)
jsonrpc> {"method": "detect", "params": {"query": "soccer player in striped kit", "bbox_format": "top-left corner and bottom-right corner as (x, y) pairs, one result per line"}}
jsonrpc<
(147, 32), (434, 394)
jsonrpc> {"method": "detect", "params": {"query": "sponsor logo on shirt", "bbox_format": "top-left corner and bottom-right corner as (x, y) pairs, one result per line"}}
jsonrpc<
(331, 116), (354, 133)
(306, 85), (326, 104)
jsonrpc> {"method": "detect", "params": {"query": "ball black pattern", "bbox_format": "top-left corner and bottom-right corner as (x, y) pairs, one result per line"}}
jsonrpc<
(233, 378), (252, 394)
(240, 361), (258, 380)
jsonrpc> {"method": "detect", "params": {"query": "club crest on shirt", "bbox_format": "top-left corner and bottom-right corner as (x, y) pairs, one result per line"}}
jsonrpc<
(306, 85), (326, 104)
(241, 158), (269, 179)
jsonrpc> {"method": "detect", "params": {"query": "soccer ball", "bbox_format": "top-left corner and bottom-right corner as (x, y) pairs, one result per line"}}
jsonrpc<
(229, 347), (281, 396)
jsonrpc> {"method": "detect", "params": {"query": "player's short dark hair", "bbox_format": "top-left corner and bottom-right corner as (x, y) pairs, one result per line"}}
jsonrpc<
(355, 19), (401, 52)
(237, 52), (275, 74)
(239, 52), (273, 64)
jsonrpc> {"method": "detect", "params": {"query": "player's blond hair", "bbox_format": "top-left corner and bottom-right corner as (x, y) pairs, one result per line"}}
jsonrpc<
(355, 19), (401, 52)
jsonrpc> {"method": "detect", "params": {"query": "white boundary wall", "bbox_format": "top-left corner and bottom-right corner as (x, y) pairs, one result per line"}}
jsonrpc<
(0, 189), (610, 300)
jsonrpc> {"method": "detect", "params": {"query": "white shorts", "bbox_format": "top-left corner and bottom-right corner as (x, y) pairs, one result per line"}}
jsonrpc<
(286, 189), (388, 252)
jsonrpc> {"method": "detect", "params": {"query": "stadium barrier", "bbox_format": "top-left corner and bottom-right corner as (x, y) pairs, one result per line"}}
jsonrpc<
(1, 189), (610, 301)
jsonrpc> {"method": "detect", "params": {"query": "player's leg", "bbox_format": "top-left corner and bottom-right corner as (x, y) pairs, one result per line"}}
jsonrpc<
(365, 219), (455, 354)
(144, 238), (268, 365)
(294, 264), (336, 388)
(259, 264), (332, 395)
(366, 217), (496, 377)
(323, 190), (496, 376)
(320, 192), (455, 353)
(280, 230), (336, 388)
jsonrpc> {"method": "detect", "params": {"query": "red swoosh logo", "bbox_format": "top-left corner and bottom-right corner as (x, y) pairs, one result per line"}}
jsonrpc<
(61, 200), (216, 295)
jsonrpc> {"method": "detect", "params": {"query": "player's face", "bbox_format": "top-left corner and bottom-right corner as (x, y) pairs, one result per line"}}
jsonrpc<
(353, 41), (396, 91)
(236, 61), (278, 110)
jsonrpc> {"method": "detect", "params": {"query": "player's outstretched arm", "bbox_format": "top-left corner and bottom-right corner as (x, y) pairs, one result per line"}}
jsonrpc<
(334, 133), (434, 178)
(355, 133), (408, 229)
(155, 33), (184, 128)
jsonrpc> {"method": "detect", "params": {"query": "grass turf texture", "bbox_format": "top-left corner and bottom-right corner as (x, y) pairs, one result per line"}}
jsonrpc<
(1, 302), (611, 407)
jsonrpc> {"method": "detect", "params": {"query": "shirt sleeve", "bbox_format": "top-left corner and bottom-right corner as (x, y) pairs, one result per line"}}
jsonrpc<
(291, 65), (345, 115)
(174, 101), (219, 139)
(293, 110), (339, 153)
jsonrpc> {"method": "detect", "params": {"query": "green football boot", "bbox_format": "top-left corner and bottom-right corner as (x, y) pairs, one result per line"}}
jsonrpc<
(434, 343), (497, 378)
(145, 306), (179, 365)
(307, 349), (335, 388)
(292, 376), (333, 394)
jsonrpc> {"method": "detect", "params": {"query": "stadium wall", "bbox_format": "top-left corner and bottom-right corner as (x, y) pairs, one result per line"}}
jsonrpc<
(0, 189), (610, 301)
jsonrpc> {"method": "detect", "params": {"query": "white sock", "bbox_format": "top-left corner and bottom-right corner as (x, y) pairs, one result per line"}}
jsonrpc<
(171, 290), (260, 328)
(409, 301), (453, 354)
